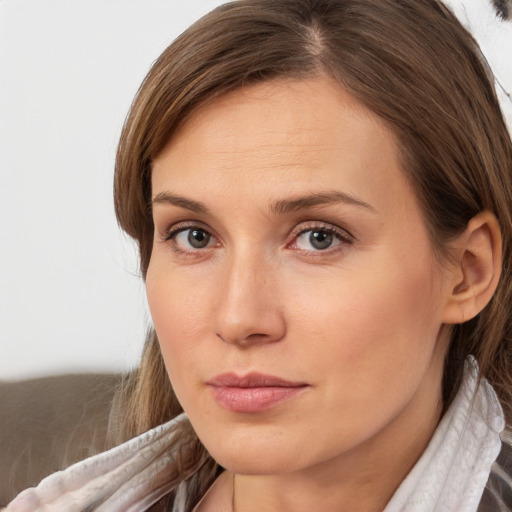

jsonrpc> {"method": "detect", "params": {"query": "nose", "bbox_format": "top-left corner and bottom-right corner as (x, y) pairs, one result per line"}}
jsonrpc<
(214, 252), (286, 347)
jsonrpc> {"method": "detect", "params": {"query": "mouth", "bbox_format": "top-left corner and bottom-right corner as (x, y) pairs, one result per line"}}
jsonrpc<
(206, 372), (309, 413)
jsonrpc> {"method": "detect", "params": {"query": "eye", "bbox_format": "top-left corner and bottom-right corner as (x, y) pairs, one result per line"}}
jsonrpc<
(164, 225), (217, 252)
(290, 223), (353, 253)
(178, 228), (212, 249)
(297, 229), (336, 250)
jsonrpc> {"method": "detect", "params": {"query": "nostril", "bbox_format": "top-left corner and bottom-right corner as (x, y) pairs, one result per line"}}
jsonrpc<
(216, 332), (278, 346)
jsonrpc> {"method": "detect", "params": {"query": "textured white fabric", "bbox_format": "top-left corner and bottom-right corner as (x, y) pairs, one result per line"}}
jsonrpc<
(4, 413), (188, 512)
(3, 360), (507, 512)
(385, 357), (505, 512)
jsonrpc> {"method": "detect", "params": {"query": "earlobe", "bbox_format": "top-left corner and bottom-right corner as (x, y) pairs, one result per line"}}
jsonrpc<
(442, 211), (502, 325)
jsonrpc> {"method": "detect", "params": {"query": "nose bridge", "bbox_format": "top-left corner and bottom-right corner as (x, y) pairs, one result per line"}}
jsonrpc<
(214, 246), (285, 346)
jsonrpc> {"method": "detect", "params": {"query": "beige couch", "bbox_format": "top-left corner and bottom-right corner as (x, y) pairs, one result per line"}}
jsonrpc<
(0, 373), (121, 506)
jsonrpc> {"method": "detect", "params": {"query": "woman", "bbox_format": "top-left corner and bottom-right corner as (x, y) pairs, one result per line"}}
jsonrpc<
(6, 0), (512, 511)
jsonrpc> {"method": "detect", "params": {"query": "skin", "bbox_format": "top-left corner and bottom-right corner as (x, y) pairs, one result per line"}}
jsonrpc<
(147, 77), (487, 512)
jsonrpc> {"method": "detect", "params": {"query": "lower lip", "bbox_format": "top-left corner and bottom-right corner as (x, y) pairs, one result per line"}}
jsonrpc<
(208, 385), (307, 413)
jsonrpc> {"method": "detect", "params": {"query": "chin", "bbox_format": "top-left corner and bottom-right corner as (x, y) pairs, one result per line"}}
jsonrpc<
(213, 449), (303, 476)
(198, 427), (310, 476)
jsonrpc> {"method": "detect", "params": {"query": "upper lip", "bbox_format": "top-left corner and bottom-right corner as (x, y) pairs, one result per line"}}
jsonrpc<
(207, 372), (308, 388)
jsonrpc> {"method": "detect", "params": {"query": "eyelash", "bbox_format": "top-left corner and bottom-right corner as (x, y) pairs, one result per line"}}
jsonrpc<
(160, 221), (354, 257)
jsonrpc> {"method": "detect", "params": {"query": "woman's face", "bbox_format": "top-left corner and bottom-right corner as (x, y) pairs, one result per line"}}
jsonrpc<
(147, 78), (453, 475)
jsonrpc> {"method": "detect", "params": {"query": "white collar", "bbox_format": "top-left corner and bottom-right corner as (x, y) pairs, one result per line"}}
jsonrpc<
(385, 357), (505, 512)
(5, 412), (189, 511)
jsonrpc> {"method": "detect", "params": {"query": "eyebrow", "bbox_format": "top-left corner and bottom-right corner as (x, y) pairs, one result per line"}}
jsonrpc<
(152, 192), (210, 214)
(151, 190), (376, 215)
(270, 191), (376, 214)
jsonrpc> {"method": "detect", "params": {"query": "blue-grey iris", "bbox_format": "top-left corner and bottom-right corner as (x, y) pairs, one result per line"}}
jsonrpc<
(310, 230), (332, 250)
(188, 229), (210, 248)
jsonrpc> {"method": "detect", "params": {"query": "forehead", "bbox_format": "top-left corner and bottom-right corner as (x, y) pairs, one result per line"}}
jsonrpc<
(151, 77), (415, 219)
(156, 78), (387, 156)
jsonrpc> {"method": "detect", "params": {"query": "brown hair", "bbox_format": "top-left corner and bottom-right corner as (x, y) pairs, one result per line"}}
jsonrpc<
(111, 0), (512, 507)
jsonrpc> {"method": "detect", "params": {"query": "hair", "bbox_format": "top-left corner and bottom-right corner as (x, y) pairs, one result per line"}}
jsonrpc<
(110, 0), (512, 508)
(492, 0), (511, 20)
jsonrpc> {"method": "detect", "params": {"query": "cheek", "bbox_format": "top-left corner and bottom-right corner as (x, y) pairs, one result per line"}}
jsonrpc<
(287, 246), (444, 385)
(146, 266), (209, 378)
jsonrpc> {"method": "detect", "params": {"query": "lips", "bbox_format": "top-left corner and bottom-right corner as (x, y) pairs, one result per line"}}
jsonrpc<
(206, 372), (309, 413)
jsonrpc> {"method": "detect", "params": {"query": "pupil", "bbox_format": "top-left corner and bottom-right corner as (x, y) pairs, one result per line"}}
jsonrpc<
(188, 229), (210, 248)
(310, 230), (332, 250)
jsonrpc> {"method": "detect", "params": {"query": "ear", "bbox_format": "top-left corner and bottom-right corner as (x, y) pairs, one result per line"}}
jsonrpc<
(442, 211), (502, 324)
